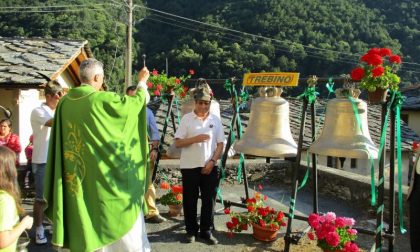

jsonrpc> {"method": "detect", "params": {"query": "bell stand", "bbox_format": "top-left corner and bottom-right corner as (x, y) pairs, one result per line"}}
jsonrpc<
(217, 78), (250, 209)
(152, 92), (178, 181)
(284, 82), (318, 252)
(283, 88), (399, 252)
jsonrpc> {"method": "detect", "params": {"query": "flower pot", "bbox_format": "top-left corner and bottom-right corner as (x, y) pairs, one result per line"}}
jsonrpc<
(367, 88), (388, 105)
(168, 204), (183, 217)
(251, 223), (278, 242)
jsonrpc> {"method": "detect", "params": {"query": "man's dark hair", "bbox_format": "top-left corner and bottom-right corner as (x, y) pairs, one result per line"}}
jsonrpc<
(45, 80), (63, 96)
(126, 85), (137, 95)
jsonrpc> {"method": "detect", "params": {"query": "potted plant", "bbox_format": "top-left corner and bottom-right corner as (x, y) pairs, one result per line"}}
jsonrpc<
(159, 181), (183, 217)
(224, 185), (286, 241)
(350, 47), (402, 104)
(147, 69), (194, 99)
(307, 212), (360, 252)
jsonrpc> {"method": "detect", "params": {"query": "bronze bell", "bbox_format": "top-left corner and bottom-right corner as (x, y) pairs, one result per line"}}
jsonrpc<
(233, 87), (297, 158)
(166, 98), (221, 158)
(309, 88), (378, 159)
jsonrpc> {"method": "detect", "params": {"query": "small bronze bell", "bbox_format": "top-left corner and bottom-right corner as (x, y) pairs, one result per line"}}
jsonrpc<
(234, 87), (297, 158)
(309, 88), (378, 159)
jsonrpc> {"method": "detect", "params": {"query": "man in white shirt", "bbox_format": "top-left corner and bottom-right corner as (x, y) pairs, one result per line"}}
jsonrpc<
(409, 144), (420, 252)
(30, 81), (63, 245)
(174, 84), (225, 245)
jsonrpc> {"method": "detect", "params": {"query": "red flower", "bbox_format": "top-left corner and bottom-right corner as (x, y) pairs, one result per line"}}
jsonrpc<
(344, 241), (359, 252)
(372, 66), (385, 77)
(367, 47), (381, 55)
(156, 84), (163, 90)
(160, 182), (170, 190)
(276, 211), (284, 222)
(361, 53), (383, 66)
(226, 222), (235, 230)
(247, 205), (254, 212)
(153, 89), (160, 96)
(231, 217), (239, 226)
(350, 67), (365, 81)
(171, 185), (183, 194)
(379, 48), (392, 57)
(147, 82), (153, 88)
(259, 219), (266, 228)
(175, 194), (183, 201)
(325, 231), (340, 247)
(189, 69), (195, 75)
(308, 213), (320, 229)
(389, 54), (402, 64)
(263, 195), (268, 201)
(224, 208), (230, 214)
(152, 69), (159, 76)
(175, 78), (181, 84)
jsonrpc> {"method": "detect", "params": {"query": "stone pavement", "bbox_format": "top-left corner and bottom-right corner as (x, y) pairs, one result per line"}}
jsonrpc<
(21, 159), (411, 252)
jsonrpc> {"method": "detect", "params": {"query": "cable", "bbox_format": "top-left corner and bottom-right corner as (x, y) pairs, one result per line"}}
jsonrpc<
(139, 5), (420, 69)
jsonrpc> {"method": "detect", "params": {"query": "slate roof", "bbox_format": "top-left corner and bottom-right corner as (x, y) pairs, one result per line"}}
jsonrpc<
(152, 97), (420, 152)
(401, 84), (420, 111)
(0, 38), (92, 88)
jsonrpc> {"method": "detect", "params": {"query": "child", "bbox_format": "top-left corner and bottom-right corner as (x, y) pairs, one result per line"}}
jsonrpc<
(0, 146), (33, 251)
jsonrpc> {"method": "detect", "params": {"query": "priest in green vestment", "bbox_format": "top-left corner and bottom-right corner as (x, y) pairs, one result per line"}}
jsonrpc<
(44, 58), (151, 252)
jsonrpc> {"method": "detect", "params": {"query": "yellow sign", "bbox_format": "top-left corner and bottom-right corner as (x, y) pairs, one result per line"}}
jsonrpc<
(242, 72), (299, 86)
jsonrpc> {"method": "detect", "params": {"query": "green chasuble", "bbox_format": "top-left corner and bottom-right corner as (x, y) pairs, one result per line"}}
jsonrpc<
(44, 84), (150, 252)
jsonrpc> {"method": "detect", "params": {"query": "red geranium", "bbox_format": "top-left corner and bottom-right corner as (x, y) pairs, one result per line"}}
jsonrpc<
(224, 186), (286, 238)
(159, 182), (183, 206)
(350, 67), (365, 81)
(350, 47), (402, 92)
(147, 69), (192, 99)
(372, 66), (385, 77)
(308, 212), (359, 252)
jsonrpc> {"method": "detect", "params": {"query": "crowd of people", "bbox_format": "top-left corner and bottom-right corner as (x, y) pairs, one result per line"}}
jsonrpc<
(0, 57), (418, 252)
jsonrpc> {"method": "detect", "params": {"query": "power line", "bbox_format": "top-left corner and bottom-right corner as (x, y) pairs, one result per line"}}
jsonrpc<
(139, 5), (420, 69)
(0, 3), (113, 9)
(145, 14), (420, 74)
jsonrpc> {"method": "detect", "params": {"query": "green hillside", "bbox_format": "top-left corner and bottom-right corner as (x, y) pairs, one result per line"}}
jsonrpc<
(1, 0), (419, 93)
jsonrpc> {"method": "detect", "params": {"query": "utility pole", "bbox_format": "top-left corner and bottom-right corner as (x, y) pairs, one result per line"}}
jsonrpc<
(124, 0), (133, 90)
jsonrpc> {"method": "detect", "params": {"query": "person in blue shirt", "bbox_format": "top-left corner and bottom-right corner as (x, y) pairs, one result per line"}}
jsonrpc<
(126, 86), (167, 223)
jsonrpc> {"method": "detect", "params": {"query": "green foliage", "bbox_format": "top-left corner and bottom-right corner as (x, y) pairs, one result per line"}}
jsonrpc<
(1, 0), (419, 92)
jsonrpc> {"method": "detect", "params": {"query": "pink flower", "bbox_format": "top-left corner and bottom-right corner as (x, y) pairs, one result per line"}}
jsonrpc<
(152, 69), (159, 76)
(189, 69), (195, 75)
(343, 217), (355, 227)
(258, 184), (263, 191)
(335, 217), (346, 228)
(344, 241), (360, 252)
(324, 212), (336, 223)
(389, 54), (402, 64)
(347, 228), (358, 236)
(147, 82), (153, 88)
(325, 231), (340, 247)
(308, 232), (315, 240)
(308, 213), (320, 229)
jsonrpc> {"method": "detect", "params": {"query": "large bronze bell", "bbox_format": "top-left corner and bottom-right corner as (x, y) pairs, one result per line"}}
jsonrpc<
(234, 87), (297, 158)
(166, 98), (221, 158)
(309, 88), (378, 159)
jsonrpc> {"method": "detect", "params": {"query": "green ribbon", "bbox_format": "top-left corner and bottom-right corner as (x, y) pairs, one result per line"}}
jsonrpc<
(216, 160), (225, 208)
(325, 77), (335, 99)
(297, 151), (310, 190)
(391, 91), (407, 234)
(174, 96), (181, 125)
(348, 96), (376, 206)
(297, 86), (319, 104)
